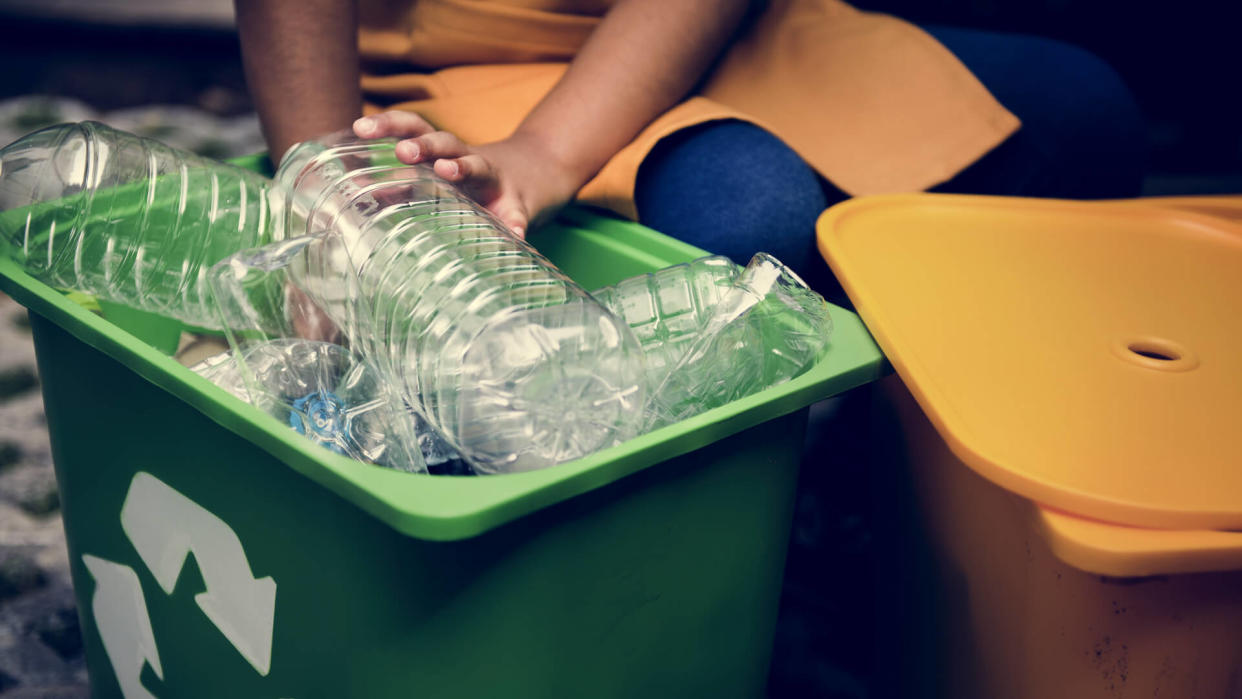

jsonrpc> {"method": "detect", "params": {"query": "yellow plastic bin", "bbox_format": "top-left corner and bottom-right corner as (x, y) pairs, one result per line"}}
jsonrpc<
(817, 194), (1242, 698)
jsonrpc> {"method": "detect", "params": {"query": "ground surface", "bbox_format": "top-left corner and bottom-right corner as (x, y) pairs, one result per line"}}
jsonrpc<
(0, 289), (89, 698)
(0, 90), (264, 697)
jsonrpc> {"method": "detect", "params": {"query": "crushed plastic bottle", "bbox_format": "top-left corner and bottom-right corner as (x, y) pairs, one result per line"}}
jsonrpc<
(202, 232), (463, 472)
(199, 232), (426, 471)
(640, 253), (833, 429)
(591, 255), (741, 382)
(0, 121), (276, 327)
(191, 338), (427, 472)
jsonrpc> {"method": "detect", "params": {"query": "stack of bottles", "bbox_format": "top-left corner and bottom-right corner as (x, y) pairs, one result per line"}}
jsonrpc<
(0, 122), (833, 475)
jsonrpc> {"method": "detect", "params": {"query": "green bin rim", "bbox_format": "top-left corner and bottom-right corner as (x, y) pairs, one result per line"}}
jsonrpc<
(0, 154), (885, 541)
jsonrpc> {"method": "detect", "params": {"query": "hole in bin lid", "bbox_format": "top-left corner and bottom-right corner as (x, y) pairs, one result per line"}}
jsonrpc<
(817, 194), (1242, 531)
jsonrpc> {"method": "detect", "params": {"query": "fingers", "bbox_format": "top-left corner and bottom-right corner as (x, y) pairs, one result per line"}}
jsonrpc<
(433, 153), (492, 182)
(353, 111), (530, 238)
(395, 130), (470, 165)
(353, 111), (434, 140)
(355, 111), (479, 176)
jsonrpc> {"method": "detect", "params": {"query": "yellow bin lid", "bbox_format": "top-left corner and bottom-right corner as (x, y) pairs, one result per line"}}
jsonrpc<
(1032, 505), (1242, 576)
(818, 194), (1242, 530)
(1123, 195), (1242, 223)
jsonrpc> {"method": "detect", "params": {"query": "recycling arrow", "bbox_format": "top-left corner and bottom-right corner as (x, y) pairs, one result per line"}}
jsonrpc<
(82, 555), (163, 699)
(120, 472), (277, 676)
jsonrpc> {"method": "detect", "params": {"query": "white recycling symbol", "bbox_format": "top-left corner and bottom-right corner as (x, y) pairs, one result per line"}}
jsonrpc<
(82, 472), (278, 698)
(80, 555), (163, 699)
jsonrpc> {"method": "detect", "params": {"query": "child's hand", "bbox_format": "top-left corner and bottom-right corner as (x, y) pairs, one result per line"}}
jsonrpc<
(354, 111), (580, 239)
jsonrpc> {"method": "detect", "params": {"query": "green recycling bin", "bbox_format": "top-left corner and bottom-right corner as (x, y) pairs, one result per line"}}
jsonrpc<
(0, 160), (884, 697)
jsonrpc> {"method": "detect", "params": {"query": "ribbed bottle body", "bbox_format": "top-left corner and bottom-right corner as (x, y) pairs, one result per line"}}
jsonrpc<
(0, 121), (276, 327)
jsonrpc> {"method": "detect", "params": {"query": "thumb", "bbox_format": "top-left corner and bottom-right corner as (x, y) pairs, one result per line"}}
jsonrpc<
(489, 195), (529, 239)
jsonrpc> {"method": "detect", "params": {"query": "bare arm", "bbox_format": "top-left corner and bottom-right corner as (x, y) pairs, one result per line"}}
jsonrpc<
(236, 0), (753, 231)
(233, 0), (362, 163)
(515, 0), (754, 187)
(358, 0), (754, 234)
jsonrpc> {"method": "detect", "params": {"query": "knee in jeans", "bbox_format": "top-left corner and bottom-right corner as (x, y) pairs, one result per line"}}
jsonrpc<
(636, 121), (828, 269)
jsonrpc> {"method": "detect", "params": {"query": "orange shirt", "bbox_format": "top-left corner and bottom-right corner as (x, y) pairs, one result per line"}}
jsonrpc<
(358, 0), (1020, 219)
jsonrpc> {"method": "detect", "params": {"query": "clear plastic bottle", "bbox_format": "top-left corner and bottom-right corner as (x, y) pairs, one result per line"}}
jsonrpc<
(591, 255), (741, 381)
(0, 121), (277, 327)
(638, 254), (834, 429)
(190, 338), (427, 473)
(267, 131), (646, 473)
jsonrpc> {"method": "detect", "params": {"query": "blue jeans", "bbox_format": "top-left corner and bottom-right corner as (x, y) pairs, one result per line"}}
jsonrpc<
(634, 25), (1147, 297)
